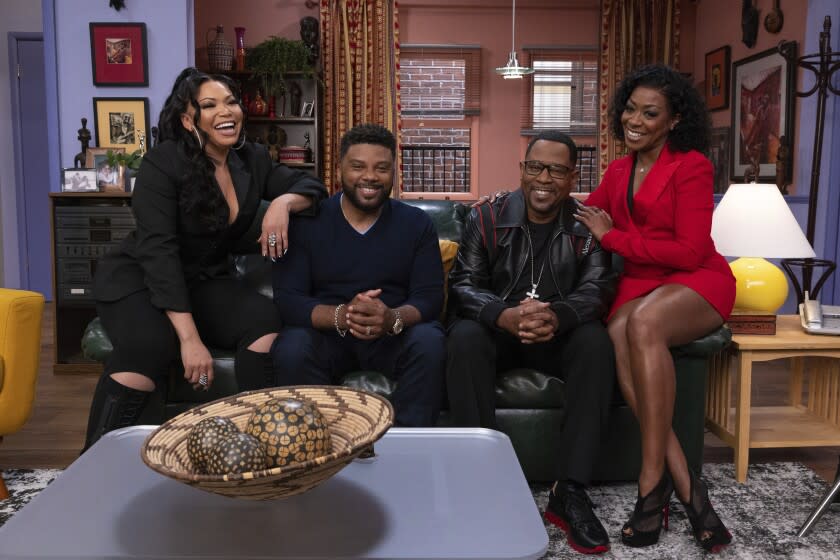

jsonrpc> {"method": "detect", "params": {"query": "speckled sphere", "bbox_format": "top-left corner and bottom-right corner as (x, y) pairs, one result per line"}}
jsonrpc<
(187, 416), (240, 473)
(203, 432), (268, 475)
(245, 398), (332, 468)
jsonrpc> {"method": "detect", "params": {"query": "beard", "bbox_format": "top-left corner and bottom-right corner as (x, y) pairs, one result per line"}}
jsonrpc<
(341, 181), (392, 214)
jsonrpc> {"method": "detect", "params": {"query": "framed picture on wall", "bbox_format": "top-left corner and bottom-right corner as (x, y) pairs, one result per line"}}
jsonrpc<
(708, 127), (731, 194)
(704, 46), (730, 111)
(730, 41), (797, 181)
(89, 22), (148, 86)
(92, 97), (150, 155)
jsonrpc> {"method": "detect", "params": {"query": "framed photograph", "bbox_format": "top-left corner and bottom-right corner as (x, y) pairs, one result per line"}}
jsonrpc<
(704, 46), (730, 111)
(61, 168), (98, 192)
(731, 42), (797, 181)
(89, 22), (148, 86)
(85, 147), (125, 191)
(301, 101), (314, 118)
(708, 127), (731, 194)
(92, 97), (149, 155)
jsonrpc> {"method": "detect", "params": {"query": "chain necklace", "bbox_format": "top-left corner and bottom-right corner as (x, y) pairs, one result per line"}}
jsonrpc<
(525, 225), (550, 300)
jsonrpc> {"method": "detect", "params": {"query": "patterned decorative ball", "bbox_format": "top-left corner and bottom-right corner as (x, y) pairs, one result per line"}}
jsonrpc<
(187, 416), (240, 473)
(204, 432), (268, 475)
(245, 398), (332, 468)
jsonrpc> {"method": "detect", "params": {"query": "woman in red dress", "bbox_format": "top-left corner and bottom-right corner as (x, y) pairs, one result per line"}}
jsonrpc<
(576, 65), (734, 553)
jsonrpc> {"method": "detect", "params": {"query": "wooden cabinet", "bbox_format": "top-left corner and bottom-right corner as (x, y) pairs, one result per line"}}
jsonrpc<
(49, 193), (133, 374)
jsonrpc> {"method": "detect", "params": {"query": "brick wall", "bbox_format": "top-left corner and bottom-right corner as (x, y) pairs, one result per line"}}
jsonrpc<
(400, 58), (465, 114)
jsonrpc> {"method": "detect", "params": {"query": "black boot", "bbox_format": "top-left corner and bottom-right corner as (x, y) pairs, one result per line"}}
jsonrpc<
(82, 374), (150, 453)
(235, 349), (275, 391)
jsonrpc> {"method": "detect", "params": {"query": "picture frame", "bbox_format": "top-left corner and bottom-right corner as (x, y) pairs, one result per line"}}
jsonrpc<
(89, 22), (149, 86)
(708, 127), (732, 194)
(92, 97), (150, 155)
(731, 41), (797, 182)
(704, 46), (730, 111)
(61, 168), (98, 192)
(301, 100), (314, 118)
(85, 147), (125, 191)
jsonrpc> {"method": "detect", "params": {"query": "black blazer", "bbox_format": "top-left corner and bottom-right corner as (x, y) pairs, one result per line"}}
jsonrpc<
(94, 140), (327, 312)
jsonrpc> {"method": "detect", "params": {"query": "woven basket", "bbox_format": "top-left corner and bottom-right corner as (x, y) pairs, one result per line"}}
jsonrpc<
(141, 386), (393, 500)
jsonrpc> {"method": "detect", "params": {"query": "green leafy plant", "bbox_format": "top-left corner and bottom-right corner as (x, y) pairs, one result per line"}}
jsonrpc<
(106, 149), (143, 172)
(245, 36), (315, 96)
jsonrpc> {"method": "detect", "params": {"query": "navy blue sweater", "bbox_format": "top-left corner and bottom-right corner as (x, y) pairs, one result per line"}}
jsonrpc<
(273, 194), (444, 327)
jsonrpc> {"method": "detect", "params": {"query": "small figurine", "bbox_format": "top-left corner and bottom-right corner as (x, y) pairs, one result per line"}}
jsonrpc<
(303, 131), (312, 163)
(743, 142), (761, 183)
(73, 117), (91, 169)
(151, 126), (159, 148)
(138, 129), (146, 156)
(289, 82), (302, 118)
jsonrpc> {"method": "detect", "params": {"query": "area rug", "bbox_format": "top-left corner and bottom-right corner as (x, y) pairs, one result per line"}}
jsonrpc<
(1, 464), (838, 558)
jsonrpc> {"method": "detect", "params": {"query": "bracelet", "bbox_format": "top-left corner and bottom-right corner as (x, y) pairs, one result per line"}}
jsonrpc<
(334, 303), (347, 337)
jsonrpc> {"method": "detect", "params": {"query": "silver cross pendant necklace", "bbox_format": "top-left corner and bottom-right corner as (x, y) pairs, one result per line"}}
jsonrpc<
(525, 226), (548, 300)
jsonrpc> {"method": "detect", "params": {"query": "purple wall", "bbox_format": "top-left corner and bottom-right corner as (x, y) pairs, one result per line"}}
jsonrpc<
(44, 0), (194, 172)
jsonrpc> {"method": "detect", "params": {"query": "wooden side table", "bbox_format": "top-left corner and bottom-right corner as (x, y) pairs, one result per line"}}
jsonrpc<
(706, 315), (840, 482)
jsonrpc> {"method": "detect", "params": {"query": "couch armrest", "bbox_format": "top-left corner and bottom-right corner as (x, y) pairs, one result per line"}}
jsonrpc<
(671, 325), (732, 358)
(81, 317), (112, 362)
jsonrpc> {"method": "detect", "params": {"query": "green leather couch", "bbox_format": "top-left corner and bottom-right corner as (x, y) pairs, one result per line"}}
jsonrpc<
(81, 199), (731, 482)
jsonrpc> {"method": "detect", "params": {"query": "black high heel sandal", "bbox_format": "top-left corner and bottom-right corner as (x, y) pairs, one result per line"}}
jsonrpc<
(678, 470), (732, 553)
(621, 472), (673, 547)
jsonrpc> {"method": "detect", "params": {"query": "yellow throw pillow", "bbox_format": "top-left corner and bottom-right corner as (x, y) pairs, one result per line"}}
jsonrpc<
(439, 239), (459, 318)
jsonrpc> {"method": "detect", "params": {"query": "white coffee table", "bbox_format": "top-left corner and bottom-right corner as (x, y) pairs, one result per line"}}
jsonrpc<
(0, 426), (548, 559)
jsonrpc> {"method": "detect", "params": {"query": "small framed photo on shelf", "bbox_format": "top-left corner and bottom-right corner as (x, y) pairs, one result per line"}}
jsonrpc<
(301, 101), (314, 118)
(61, 168), (98, 192)
(89, 22), (149, 86)
(85, 147), (125, 191)
(92, 97), (150, 155)
(704, 45), (730, 111)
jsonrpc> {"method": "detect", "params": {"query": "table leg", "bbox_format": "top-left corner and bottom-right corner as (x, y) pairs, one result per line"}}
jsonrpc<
(733, 351), (753, 483)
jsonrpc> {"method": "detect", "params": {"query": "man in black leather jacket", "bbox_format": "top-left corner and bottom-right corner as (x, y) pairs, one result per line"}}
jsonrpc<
(447, 130), (617, 555)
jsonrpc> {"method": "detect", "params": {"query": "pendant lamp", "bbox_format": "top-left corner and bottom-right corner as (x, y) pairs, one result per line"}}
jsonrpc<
(495, 0), (534, 79)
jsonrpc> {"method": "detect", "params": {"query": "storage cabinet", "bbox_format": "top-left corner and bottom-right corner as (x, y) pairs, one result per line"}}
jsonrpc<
(49, 193), (133, 374)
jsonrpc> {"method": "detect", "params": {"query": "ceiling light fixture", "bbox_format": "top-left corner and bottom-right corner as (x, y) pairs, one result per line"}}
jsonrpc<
(495, 0), (534, 79)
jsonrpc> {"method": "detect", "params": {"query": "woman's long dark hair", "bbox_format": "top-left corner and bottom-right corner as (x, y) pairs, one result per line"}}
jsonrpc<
(156, 67), (246, 230)
(608, 64), (711, 154)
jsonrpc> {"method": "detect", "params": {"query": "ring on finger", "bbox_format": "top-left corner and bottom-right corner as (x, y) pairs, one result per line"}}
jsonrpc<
(198, 373), (208, 386)
(366, 326), (371, 335)
(268, 232), (277, 247)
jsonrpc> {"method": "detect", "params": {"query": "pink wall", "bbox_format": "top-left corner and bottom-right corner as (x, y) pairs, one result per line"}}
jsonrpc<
(692, 0), (806, 191)
(194, 0), (317, 70)
(400, 1), (600, 195)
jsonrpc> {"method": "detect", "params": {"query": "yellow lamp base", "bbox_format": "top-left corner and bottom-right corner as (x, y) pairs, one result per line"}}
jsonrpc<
(730, 257), (789, 314)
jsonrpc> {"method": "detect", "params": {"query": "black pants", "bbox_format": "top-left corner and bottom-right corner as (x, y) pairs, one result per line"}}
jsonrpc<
(446, 318), (615, 485)
(271, 322), (446, 427)
(96, 278), (278, 388)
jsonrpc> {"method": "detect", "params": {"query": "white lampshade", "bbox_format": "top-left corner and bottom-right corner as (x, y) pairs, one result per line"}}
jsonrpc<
(711, 183), (815, 259)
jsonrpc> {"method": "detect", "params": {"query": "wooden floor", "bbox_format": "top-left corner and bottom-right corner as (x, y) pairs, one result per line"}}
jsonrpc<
(2, 305), (838, 482)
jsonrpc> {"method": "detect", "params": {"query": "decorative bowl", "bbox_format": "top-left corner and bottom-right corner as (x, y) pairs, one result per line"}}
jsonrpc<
(141, 386), (393, 500)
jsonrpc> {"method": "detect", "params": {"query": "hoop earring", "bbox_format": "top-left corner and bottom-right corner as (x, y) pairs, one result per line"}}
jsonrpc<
(234, 130), (247, 150)
(191, 127), (204, 151)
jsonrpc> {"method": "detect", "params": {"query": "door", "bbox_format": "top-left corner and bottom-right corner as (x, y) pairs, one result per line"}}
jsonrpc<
(12, 36), (51, 298)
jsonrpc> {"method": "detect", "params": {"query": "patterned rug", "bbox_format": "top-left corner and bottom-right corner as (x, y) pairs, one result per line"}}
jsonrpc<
(1, 463), (838, 558)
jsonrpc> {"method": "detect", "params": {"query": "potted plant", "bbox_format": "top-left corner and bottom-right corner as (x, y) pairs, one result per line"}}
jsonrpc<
(106, 149), (143, 191)
(245, 36), (315, 99)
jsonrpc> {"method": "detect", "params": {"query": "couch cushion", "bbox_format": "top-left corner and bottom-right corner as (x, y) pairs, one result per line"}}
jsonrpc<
(404, 199), (467, 242)
(495, 369), (566, 408)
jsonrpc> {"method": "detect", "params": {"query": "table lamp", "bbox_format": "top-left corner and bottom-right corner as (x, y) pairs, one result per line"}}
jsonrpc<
(711, 183), (815, 334)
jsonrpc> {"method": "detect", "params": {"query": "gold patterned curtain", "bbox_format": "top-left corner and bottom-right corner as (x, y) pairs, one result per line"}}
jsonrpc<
(599, 0), (680, 174)
(320, 0), (401, 194)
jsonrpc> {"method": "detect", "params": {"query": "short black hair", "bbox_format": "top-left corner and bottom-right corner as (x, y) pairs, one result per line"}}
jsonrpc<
(609, 64), (710, 153)
(339, 123), (396, 160)
(524, 130), (578, 166)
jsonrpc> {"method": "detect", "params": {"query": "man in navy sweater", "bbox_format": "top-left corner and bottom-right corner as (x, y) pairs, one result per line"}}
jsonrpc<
(271, 124), (445, 427)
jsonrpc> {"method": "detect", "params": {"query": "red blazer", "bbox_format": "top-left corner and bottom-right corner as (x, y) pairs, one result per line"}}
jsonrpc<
(585, 144), (735, 319)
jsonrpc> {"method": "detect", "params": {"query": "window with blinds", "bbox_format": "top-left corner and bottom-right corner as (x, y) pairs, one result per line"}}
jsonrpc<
(521, 48), (598, 136)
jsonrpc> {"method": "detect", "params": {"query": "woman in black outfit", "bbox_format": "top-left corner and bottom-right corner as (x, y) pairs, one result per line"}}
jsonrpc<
(83, 67), (326, 451)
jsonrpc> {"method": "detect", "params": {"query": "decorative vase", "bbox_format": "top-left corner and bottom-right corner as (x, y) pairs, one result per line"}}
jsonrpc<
(206, 26), (234, 72)
(234, 27), (246, 71)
